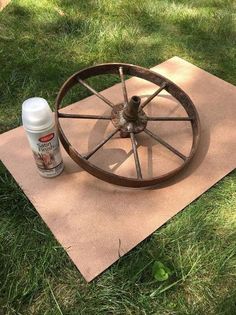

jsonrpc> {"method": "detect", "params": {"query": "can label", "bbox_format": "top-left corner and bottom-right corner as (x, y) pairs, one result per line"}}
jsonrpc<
(26, 126), (64, 177)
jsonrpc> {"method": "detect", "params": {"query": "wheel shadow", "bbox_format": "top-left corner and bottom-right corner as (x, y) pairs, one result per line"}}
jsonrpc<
(85, 93), (210, 189)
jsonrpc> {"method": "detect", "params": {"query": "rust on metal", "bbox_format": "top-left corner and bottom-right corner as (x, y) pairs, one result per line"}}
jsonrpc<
(58, 113), (111, 120)
(111, 96), (147, 135)
(118, 66), (129, 107)
(55, 63), (201, 188)
(123, 96), (141, 121)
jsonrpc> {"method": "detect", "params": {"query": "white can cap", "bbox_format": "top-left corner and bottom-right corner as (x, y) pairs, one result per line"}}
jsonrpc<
(22, 97), (53, 131)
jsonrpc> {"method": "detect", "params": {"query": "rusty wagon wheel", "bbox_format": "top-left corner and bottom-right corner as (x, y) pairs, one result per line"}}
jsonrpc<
(55, 63), (200, 188)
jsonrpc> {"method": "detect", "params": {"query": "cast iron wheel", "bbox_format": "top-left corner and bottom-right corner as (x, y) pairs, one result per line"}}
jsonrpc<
(55, 63), (200, 188)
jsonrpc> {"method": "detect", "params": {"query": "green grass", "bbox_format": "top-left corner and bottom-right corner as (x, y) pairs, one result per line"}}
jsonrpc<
(0, 0), (236, 314)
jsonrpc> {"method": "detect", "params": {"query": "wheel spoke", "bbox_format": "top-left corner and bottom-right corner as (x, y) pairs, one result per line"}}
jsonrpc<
(141, 82), (167, 109)
(58, 113), (111, 120)
(144, 128), (187, 161)
(119, 66), (129, 107)
(147, 116), (193, 121)
(83, 128), (119, 160)
(130, 132), (142, 179)
(77, 77), (114, 108)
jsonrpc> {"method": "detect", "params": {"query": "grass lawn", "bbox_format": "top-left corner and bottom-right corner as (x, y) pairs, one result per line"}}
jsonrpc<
(0, 0), (235, 314)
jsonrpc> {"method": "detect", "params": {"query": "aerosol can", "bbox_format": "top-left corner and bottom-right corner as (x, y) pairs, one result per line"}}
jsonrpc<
(22, 97), (64, 178)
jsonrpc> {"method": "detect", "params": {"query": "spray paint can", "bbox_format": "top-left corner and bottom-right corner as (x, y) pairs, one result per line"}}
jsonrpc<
(22, 97), (64, 178)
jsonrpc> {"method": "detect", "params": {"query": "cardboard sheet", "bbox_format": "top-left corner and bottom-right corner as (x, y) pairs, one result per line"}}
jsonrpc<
(0, 57), (235, 281)
(0, 0), (10, 11)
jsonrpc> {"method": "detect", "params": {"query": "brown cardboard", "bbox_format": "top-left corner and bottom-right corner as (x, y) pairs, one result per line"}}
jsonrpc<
(0, 0), (10, 11)
(0, 57), (235, 281)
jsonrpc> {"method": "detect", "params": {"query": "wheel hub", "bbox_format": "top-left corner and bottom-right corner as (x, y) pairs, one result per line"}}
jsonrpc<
(111, 96), (147, 136)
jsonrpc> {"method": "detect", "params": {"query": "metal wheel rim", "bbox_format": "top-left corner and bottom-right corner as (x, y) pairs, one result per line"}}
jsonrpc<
(55, 63), (201, 188)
